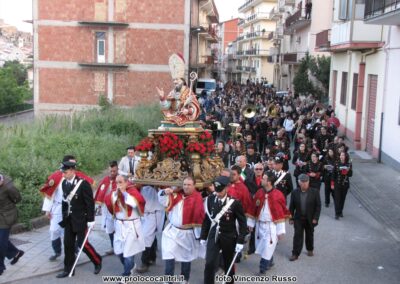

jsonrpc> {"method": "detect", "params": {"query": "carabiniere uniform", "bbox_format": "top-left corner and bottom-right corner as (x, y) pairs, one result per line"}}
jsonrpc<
(59, 175), (102, 275)
(201, 182), (247, 284)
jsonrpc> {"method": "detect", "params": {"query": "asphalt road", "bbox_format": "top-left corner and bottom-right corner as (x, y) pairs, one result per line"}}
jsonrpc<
(12, 190), (400, 284)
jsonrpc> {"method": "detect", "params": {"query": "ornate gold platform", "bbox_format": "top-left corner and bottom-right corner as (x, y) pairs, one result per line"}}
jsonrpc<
(133, 121), (224, 189)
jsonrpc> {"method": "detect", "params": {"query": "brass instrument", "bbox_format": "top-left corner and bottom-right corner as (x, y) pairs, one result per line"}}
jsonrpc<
(313, 103), (326, 118)
(241, 104), (256, 119)
(266, 102), (278, 118)
(229, 123), (241, 141)
(214, 121), (225, 131)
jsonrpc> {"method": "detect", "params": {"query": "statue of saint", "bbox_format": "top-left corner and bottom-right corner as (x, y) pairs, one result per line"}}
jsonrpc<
(157, 54), (201, 126)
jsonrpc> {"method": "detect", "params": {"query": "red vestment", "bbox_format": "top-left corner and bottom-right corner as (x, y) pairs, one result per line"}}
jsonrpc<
(166, 190), (205, 228)
(94, 176), (117, 204)
(227, 181), (253, 216)
(40, 170), (94, 199)
(105, 185), (145, 217)
(249, 188), (291, 223)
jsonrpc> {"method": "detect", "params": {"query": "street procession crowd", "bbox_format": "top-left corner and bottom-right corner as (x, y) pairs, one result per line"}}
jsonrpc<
(0, 80), (354, 284)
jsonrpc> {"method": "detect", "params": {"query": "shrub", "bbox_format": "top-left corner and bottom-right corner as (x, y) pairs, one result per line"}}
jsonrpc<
(0, 104), (162, 225)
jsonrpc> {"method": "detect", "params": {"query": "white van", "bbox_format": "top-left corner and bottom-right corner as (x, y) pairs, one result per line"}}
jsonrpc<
(196, 78), (216, 96)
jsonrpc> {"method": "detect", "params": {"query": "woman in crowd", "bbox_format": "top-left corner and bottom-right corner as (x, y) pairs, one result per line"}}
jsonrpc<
(333, 152), (353, 220)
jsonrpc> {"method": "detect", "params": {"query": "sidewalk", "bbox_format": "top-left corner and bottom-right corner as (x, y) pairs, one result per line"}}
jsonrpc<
(349, 150), (400, 245)
(2, 216), (110, 284)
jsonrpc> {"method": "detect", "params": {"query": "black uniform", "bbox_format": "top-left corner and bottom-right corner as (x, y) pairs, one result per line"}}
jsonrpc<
(59, 176), (101, 274)
(201, 195), (247, 284)
(333, 161), (353, 217)
(274, 170), (294, 201)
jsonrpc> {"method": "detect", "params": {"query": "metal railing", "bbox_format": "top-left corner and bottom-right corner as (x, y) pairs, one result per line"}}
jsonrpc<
(282, 53), (297, 63)
(364, 0), (400, 19)
(315, 29), (331, 49)
(285, 8), (310, 28)
(239, 0), (256, 11)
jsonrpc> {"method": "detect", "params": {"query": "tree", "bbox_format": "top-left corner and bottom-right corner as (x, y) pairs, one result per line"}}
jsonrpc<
(293, 53), (314, 96)
(0, 67), (30, 112)
(3, 60), (28, 86)
(309, 55), (331, 91)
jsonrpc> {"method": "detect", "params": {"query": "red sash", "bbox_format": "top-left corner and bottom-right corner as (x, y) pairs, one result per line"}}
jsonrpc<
(250, 188), (291, 223)
(227, 181), (253, 216)
(105, 185), (145, 217)
(166, 190), (204, 227)
(40, 170), (94, 198)
(94, 176), (117, 204)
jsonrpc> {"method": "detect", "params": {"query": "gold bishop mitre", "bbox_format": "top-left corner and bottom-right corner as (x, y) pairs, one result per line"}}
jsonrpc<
(169, 53), (185, 79)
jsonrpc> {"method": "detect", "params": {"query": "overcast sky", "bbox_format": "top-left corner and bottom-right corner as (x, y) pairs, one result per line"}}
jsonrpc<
(0, 0), (238, 33)
(0, 0), (32, 33)
(214, 0), (241, 22)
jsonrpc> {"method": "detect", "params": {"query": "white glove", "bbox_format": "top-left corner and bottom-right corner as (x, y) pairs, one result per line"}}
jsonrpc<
(87, 221), (95, 229)
(200, 240), (206, 246)
(235, 243), (243, 253)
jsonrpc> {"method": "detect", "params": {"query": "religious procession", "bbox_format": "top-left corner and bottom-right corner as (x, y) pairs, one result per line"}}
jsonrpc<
(0, 52), (357, 284)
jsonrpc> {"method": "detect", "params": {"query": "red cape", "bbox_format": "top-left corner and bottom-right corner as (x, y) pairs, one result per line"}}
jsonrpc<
(250, 188), (291, 223)
(40, 170), (94, 198)
(105, 185), (145, 217)
(94, 176), (117, 204)
(166, 190), (205, 228)
(227, 181), (253, 216)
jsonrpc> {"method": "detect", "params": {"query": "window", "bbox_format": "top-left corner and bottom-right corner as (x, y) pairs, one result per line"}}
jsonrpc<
(340, 72), (348, 105)
(96, 32), (106, 63)
(351, 73), (358, 110)
(339, 0), (349, 20)
(398, 100), (400, 125)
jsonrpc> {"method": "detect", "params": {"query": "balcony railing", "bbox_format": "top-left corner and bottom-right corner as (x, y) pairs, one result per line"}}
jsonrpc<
(282, 53), (297, 63)
(315, 29), (331, 50)
(244, 66), (256, 72)
(364, 0), (400, 25)
(237, 66), (244, 71)
(237, 34), (246, 41)
(238, 18), (245, 26)
(242, 12), (272, 27)
(285, 8), (310, 33)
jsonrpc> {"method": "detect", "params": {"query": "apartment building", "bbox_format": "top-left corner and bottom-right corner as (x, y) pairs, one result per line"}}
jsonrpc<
(237, 0), (277, 84)
(327, 0), (400, 170)
(33, 0), (218, 115)
(190, 0), (219, 79)
(274, 0), (332, 91)
(219, 18), (241, 82)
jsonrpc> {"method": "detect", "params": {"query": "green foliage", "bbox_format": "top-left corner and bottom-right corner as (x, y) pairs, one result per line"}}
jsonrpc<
(309, 55), (331, 91)
(3, 60), (28, 86)
(98, 94), (111, 111)
(293, 53), (314, 96)
(0, 104), (162, 225)
(293, 53), (331, 101)
(0, 61), (31, 112)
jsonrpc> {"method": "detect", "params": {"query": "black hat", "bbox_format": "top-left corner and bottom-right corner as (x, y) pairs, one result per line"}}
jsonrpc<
(213, 176), (230, 192)
(274, 155), (284, 164)
(60, 160), (76, 171)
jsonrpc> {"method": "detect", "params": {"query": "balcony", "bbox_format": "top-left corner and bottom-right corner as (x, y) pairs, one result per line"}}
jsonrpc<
(270, 7), (282, 20)
(281, 0), (295, 7)
(237, 50), (245, 56)
(242, 12), (273, 27)
(285, 8), (311, 33)
(246, 31), (270, 40)
(282, 53), (297, 64)
(330, 21), (384, 52)
(364, 0), (400, 25)
(238, 18), (245, 27)
(244, 66), (256, 72)
(315, 29), (331, 51)
(237, 34), (246, 41)
(237, 65), (244, 71)
(238, 0), (275, 13)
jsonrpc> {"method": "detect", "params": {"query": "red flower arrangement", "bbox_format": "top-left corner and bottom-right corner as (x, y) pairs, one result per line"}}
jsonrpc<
(136, 137), (154, 152)
(158, 132), (183, 158)
(186, 130), (215, 156)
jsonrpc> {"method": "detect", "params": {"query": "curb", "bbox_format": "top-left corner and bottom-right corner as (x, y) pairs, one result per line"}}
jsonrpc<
(0, 252), (112, 284)
(11, 215), (49, 235)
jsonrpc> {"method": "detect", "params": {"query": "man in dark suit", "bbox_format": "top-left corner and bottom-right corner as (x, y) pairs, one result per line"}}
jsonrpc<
(56, 157), (102, 278)
(289, 174), (321, 261)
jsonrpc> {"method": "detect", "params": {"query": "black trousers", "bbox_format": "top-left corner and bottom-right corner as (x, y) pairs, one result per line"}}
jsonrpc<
(63, 220), (101, 273)
(324, 179), (335, 205)
(334, 184), (349, 215)
(141, 238), (157, 265)
(292, 218), (314, 256)
(204, 229), (236, 284)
